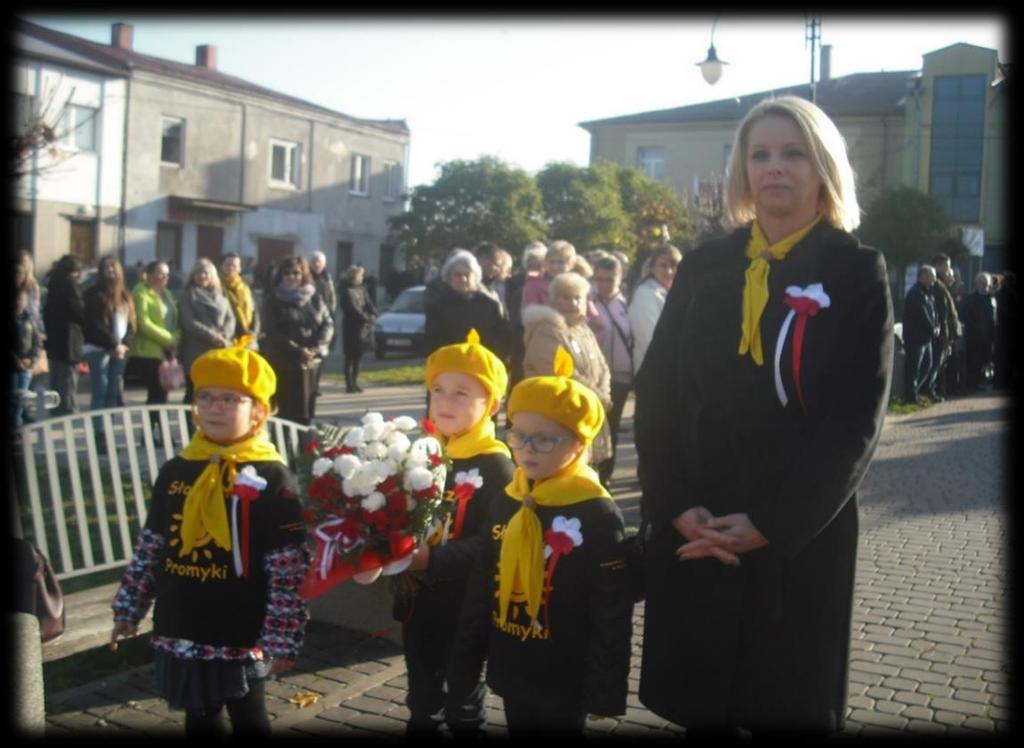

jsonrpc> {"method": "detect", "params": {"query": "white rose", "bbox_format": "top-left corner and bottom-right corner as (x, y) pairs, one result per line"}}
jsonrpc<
(382, 457), (401, 476)
(386, 430), (411, 448)
(392, 416), (417, 432)
(361, 412), (385, 426)
(362, 441), (387, 460)
(343, 427), (366, 448)
(404, 451), (427, 469)
(363, 421), (387, 442)
(311, 457), (334, 478)
(360, 492), (386, 512)
(333, 454), (361, 480)
(405, 466), (436, 492)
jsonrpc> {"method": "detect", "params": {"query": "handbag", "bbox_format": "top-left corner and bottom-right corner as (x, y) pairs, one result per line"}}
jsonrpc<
(32, 349), (49, 377)
(32, 544), (66, 644)
(158, 357), (185, 391)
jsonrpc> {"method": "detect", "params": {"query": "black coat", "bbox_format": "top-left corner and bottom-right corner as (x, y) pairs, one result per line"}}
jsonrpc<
(903, 283), (938, 347)
(634, 221), (893, 732)
(82, 284), (136, 351)
(338, 280), (377, 350)
(424, 282), (509, 361)
(43, 277), (85, 363)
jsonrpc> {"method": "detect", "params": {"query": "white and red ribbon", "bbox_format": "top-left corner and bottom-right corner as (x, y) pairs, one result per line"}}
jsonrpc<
(775, 284), (831, 412)
(230, 466), (267, 579)
(314, 516), (363, 580)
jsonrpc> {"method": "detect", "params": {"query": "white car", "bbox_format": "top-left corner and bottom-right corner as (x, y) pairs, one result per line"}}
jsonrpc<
(373, 285), (426, 359)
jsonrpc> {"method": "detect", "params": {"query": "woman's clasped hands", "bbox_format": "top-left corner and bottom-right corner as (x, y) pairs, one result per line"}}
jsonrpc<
(672, 506), (768, 567)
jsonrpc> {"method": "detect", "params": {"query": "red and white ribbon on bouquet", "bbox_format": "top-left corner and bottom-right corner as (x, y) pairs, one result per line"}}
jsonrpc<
(775, 283), (831, 413)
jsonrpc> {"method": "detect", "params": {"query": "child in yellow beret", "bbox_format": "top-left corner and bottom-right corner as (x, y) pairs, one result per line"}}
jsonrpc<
(448, 346), (634, 736)
(109, 337), (310, 737)
(400, 329), (516, 737)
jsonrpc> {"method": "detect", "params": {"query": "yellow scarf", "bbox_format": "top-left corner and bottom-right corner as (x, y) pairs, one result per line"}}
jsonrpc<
(739, 215), (822, 365)
(177, 424), (285, 557)
(442, 401), (512, 460)
(497, 455), (609, 627)
(223, 275), (255, 334)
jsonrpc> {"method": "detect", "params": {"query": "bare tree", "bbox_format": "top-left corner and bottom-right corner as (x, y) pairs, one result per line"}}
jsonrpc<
(10, 84), (91, 181)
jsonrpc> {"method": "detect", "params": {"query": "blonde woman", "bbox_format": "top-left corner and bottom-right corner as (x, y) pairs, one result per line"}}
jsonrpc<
(635, 96), (893, 735)
(178, 257), (236, 404)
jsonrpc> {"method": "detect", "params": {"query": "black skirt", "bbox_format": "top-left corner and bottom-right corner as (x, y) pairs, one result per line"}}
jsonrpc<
(154, 651), (269, 712)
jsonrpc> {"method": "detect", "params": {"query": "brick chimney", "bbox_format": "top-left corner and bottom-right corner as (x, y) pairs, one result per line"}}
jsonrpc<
(111, 22), (134, 51)
(820, 44), (832, 82)
(196, 45), (217, 70)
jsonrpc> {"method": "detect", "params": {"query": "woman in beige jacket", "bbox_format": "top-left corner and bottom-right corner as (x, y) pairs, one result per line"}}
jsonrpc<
(522, 271), (614, 483)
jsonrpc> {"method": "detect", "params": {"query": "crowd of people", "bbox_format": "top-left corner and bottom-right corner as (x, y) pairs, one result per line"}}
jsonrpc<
(8, 93), (1017, 738)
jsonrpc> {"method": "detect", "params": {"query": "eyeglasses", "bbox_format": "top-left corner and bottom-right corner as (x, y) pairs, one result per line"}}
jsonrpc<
(504, 428), (575, 454)
(195, 392), (252, 409)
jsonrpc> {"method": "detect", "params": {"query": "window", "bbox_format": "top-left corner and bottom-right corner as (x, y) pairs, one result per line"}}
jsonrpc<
(929, 74), (986, 223)
(350, 154), (370, 195)
(60, 104), (98, 151)
(69, 219), (96, 264)
(269, 139), (301, 188)
(161, 117), (184, 165)
(156, 222), (183, 270)
(383, 161), (402, 201)
(637, 146), (665, 181)
(13, 93), (35, 137)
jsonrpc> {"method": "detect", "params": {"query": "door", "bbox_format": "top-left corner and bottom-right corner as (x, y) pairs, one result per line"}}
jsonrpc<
(197, 225), (224, 265)
(69, 219), (96, 265)
(257, 237), (295, 289)
(156, 222), (183, 271)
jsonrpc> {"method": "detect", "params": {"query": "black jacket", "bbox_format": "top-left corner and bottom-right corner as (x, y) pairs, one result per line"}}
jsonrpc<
(338, 281), (377, 341)
(260, 290), (334, 363)
(424, 282), (509, 361)
(634, 221), (893, 731)
(449, 491), (633, 717)
(43, 276), (85, 363)
(903, 283), (938, 347)
(82, 284), (136, 351)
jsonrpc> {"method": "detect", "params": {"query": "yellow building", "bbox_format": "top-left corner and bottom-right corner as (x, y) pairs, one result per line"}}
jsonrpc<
(581, 43), (1007, 272)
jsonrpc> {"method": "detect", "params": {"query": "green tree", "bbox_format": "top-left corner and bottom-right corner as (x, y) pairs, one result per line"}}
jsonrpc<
(857, 186), (955, 268)
(536, 161), (632, 254)
(614, 161), (695, 256)
(386, 156), (546, 262)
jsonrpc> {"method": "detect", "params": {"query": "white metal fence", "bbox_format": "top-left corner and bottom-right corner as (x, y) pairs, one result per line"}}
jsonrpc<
(11, 405), (310, 581)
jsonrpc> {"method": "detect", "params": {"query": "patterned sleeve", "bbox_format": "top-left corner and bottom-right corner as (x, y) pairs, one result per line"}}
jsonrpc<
(111, 528), (165, 625)
(259, 544), (312, 660)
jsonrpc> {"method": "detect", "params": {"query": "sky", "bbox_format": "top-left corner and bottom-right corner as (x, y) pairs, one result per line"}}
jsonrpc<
(21, 14), (1009, 189)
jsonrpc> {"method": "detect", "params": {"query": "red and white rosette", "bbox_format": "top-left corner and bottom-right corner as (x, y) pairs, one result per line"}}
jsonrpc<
(775, 283), (831, 412)
(231, 466), (267, 579)
(541, 516), (584, 630)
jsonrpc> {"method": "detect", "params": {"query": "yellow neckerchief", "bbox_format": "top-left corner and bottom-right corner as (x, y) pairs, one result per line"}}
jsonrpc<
(497, 454), (609, 628)
(177, 421), (284, 557)
(739, 215), (823, 365)
(222, 274), (255, 333)
(442, 399), (512, 460)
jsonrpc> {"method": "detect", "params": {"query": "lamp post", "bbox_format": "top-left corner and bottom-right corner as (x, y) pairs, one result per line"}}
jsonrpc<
(806, 14), (821, 103)
(697, 15), (727, 85)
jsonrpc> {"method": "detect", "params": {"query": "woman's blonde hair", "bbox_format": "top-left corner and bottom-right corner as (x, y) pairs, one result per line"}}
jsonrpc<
(549, 271), (591, 301)
(189, 257), (223, 294)
(724, 95), (860, 232)
(547, 240), (577, 265)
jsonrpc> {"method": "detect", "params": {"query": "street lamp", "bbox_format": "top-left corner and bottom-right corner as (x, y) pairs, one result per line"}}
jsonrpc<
(697, 16), (728, 85)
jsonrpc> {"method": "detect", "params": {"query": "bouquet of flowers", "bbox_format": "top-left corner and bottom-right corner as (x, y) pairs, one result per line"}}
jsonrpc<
(296, 412), (448, 600)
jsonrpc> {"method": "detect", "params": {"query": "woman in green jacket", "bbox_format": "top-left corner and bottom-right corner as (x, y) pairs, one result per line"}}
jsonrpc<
(129, 260), (181, 439)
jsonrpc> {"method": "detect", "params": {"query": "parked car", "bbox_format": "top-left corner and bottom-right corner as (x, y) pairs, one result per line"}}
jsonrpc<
(373, 285), (426, 360)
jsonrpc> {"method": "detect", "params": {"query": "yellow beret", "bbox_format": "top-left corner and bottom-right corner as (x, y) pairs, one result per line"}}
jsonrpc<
(189, 336), (276, 406)
(424, 329), (508, 401)
(507, 346), (605, 444)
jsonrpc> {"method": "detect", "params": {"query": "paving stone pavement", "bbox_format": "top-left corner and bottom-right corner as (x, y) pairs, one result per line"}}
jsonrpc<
(41, 387), (1012, 738)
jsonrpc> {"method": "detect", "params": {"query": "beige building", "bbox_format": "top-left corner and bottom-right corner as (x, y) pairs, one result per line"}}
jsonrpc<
(14, 20), (410, 289)
(581, 43), (1007, 272)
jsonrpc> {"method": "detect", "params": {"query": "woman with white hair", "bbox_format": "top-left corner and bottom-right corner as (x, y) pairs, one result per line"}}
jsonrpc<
(522, 271), (613, 483)
(423, 248), (508, 360)
(178, 257), (236, 405)
(635, 96), (894, 735)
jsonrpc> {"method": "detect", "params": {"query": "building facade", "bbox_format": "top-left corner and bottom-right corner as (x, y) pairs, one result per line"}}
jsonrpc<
(580, 43), (1007, 273)
(13, 20), (410, 291)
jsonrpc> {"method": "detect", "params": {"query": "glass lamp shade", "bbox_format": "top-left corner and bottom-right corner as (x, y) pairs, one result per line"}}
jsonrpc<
(698, 45), (726, 85)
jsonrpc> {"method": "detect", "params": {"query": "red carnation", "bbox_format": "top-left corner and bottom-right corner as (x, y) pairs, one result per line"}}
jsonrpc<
(389, 531), (415, 560)
(414, 487), (436, 501)
(301, 509), (317, 523)
(544, 530), (575, 556)
(420, 418), (438, 435)
(453, 483), (475, 502)
(428, 453), (444, 468)
(303, 440), (321, 454)
(325, 445), (353, 457)
(378, 476), (398, 495)
(363, 510), (390, 532)
(309, 474), (342, 507)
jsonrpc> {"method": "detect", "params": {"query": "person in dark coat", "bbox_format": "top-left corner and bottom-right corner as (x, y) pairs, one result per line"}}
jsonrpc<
(634, 96), (893, 736)
(962, 272), (997, 390)
(903, 265), (940, 403)
(929, 254), (963, 399)
(309, 251), (337, 397)
(260, 256), (333, 425)
(337, 264), (377, 393)
(42, 254), (86, 415)
(993, 271), (1017, 390)
(424, 249), (509, 363)
(504, 241), (547, 391)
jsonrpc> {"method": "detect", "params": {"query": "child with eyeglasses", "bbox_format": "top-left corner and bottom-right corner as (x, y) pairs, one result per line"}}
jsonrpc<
(109, 338), (310, 737)
(400, 329), (515, 738)
(448, 346), (633, 737)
